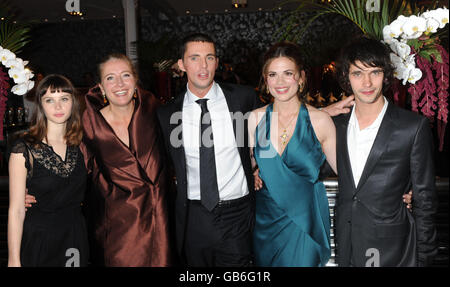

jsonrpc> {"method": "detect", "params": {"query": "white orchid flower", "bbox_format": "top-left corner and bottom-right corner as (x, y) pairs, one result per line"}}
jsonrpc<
(390, 53), (406, 81)
(24, 68), (34, 81)
(404, 54), (417, 71)
(423, 16), (441, 33)
(407, 68), (423, 84)
(383, 26), (395, 43)
(4, 57), (25, 69)
(390, 53), (403, 66)
(435, 7), (449, 28)
(402, 15), (427, 39)
(389, 40), (411, 59)
(395, 65), (409, 83)
(27, 80), (35, 90)
(0, 48), (16, 65)
(389, 15), (408, 38)
(424, 8), (449, 28)
(1, 46), (34, 96)
(8, 67), (27, 84)
(398, 42), (411, 59)
(11, 83), (29, 95)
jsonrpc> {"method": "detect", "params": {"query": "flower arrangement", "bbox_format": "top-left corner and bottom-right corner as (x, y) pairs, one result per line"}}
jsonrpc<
(0, 46), (34, 95)
(1, 2), (33, 140)
(0, 47), (34, 140)
(279, 0), (449, 150)
(382, 7), (449, 150)
(383, 8), (449, 85)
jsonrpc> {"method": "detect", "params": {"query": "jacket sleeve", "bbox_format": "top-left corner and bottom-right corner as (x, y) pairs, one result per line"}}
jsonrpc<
(410, 117), (438, 266)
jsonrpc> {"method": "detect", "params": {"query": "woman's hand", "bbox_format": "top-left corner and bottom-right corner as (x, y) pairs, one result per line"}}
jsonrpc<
(403, 190), (413, 211)
(25, 191), (36, 211)
(254, 168), (263, 191)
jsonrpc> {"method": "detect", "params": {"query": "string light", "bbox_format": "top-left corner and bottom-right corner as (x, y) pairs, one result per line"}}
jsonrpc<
(68, 11), (83, 16)
(232, 0), (247, 8)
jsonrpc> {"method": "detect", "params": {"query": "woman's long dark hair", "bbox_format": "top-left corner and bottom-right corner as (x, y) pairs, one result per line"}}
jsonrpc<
(24, 74), (83, 146)
(260, 41), (308, 101)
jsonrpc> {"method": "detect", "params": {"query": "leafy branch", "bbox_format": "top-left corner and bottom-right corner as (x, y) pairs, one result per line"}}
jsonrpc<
(0, 2), (32, 53)
(277, 0), (418, 42)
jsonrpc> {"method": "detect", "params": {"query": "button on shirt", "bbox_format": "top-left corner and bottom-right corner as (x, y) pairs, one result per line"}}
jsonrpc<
(347, 97), (388, 187)
(182, 82), (249, 201)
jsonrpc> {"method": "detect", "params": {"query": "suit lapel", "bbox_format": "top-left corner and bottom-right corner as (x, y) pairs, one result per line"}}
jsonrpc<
(220, 83), (240, 138)
(170, 94), (188, 185)
(355, 103), (396, 193)
(337, 111), (357, 191)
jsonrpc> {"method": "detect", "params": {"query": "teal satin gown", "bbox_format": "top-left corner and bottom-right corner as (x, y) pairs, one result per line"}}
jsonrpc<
(253, 103), (331, 267)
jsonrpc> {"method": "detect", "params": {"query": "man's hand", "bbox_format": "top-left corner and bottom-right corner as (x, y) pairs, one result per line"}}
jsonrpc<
(321, 95), (355, 117)
(253, 168), (263, 191)
(403, 191), (413, 210)
(25, 190), (36, 211)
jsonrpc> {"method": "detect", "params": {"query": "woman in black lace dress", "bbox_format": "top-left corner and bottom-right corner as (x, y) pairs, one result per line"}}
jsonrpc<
(7, 74), (88, 267)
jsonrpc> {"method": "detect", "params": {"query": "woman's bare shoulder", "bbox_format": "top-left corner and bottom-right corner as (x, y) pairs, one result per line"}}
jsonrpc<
(306, 104), (332, 122)
(250, 104), (269, 123)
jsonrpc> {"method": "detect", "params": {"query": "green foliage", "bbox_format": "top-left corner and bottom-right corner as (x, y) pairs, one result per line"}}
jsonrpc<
(277, 0), (419, 42)
(0, 2), (32, 53)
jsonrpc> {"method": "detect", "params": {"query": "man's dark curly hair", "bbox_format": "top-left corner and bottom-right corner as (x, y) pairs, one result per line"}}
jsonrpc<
(335, 36), (395, 95)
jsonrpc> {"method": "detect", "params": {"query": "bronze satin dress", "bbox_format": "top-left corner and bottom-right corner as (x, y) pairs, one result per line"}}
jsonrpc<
(81, 86), (173, 266)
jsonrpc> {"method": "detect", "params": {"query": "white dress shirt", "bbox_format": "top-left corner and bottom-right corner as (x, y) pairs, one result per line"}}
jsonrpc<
(347, 97), (389, 187)
(182, 82), (249, 200)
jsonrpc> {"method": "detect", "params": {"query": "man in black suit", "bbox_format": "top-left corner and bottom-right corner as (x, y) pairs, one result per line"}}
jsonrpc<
(156, 33), (259, 266)
(332, 37), (438, 266)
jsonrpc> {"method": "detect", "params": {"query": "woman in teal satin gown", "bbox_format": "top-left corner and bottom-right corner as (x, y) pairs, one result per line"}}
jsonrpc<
(249, 42), (338, 267)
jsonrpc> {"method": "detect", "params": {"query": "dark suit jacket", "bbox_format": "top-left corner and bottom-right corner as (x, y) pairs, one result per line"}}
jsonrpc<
(156, 82), (260, 259)
(333, 101), (438, 267)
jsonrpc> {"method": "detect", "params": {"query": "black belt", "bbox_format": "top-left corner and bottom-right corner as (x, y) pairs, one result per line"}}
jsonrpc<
(188, 194), (250, 209)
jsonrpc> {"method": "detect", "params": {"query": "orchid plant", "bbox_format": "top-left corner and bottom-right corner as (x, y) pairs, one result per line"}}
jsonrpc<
(382, 7), (449, 151)
(0, 46), (34, 96)
(1, 3), (33, 139)
(278, 0), (449, 151)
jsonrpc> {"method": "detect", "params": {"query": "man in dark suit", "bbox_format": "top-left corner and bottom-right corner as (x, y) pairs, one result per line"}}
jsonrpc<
(156, 33), (259, 266)
(332, 37), (438, 266)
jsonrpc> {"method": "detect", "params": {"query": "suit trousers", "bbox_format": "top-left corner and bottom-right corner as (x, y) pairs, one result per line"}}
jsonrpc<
(184, 195), (254, 267)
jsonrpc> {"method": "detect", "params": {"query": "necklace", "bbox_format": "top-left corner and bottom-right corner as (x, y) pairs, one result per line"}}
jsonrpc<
(278, 110), (299, 146)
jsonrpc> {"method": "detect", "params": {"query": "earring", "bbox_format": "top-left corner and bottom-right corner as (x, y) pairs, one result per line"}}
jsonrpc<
(299, 83), (304, 93)
(133, 88), (137, 99)
(266, 86), (269, 94)
(103, 93), (108, 104)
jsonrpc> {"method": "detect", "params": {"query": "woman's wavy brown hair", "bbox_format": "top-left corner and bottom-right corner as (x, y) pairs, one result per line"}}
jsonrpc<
(24, 74), (83, 147)
(260, 41), (308, 102)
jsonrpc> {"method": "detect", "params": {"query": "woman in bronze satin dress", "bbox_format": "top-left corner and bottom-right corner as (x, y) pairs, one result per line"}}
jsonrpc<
(80, 54), (173, 266)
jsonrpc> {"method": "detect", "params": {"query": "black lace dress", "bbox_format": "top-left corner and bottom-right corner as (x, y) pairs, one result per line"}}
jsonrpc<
(11, 139), (89, 267)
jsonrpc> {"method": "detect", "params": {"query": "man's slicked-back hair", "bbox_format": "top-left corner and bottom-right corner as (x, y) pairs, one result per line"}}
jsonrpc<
(336, 36), (395, 94)
(179, 33), (217, 59)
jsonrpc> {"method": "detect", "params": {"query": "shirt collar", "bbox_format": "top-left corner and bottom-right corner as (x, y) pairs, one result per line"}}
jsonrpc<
(185, 81), (218, 105)
(349, 96), (389, 130)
